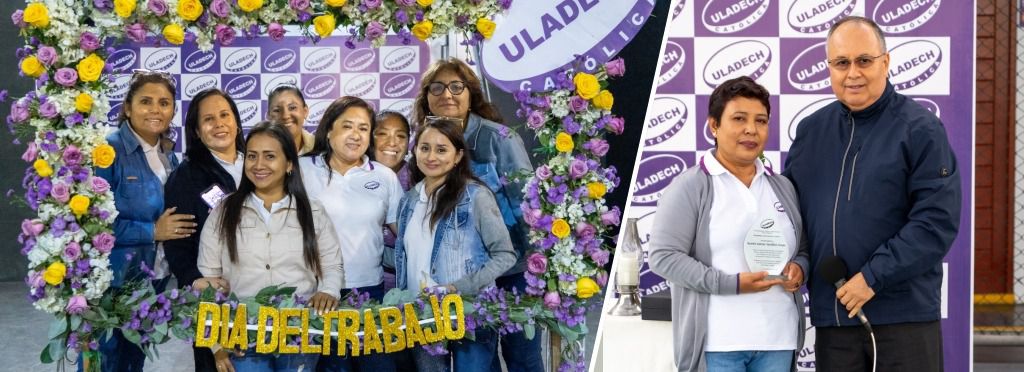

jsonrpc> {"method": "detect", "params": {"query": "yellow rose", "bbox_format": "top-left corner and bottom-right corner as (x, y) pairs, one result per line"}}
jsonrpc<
(313, 14), (336, 38)
(591, 90), (614, 110)
(554, 132), (574, 153)
(23, 3), (50, 28)
(33, 159), (53, 177)
(177, 0), (203, 21)
(92, 144), (116, 168)
(69, 195), (91, 217)
(76, 54), (105, 83)
(573, 72), (600, 100)
(417, 0), (434, 7)
(238, 0), (263, 12)
(43, 262), (66, 286)
(576, 277), (599, 299)
(163, 24), (185, 45)
(411, 20), (433, 41)
(475, 18), (496, 39)
(75, 93), (94, 113)
(20, 56), (44, 78)
(587, 182), (607, 199)
(325, 0), (347, 6)
(114, 0), (136, 18)
(551, 218), (570, 239)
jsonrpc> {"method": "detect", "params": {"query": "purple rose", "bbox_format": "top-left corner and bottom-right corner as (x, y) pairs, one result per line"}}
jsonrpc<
(526, 252), (547, 274)
(54, 68), (78, 87)
(21, 219), (44, 236)
(589, 248), (609, 266)
(64, 241), (81, 261)
(364, 0), (382, 9)
(526, 110), (546, 129)
(365, 21), (386, 40)
(10, 100), (29, 123)
(522, 208), (542, 228)
(79, 32), (100, 52)
(21, 141), (38, 162)
(595, 271), (608, 287)
(395, 9), (409, 23)
(92, 232), (115, 254)
(535, 165), (552, 180)
(543, 291), (561, 309)
(11, 10), (25, 28)
(606, 116), (624, 135)
(89, 176), (110, 194)
(63, 145), (83, 165)
(66, 295), (88, 315)
(569, 96), (588, 112)
(148, 0), (168, 15)
(125, 23), (147, 43)
(289, 0), (309, 11)
(396, 0), (416, 6)
(210, 0), (230, 18)
(587, 138), (609, 157)
(27, 270), (44, 288)
(214, 24), (236, 46)
(267, 23), (286, 41)
(36, 46), (57, 66)
(604, 57), (626, 77)
(575, 222), (596, 240)
(50, 182), (70, 203)
(569, 158), (588, 179)
(600, 207), (621, 226)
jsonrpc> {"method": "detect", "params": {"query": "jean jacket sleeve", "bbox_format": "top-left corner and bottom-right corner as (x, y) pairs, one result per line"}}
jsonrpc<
(451, 190), (517, 295)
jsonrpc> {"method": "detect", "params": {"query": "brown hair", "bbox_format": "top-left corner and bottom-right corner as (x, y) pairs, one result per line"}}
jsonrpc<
(413, 58), (503, 124)
(409, 118), (484, 229)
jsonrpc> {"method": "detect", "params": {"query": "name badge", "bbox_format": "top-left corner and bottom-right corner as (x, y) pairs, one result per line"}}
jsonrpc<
(743, 218), (789, 280)
(201, 185), (227, 209)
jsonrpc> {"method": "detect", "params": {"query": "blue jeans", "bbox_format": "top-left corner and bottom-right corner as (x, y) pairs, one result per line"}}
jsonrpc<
(317, 284), (396, 372)
(490, 274), (543, 372)
(232, 352), (318, 372)
(412, 329), (498, 372)
(705, 350), (793, 372)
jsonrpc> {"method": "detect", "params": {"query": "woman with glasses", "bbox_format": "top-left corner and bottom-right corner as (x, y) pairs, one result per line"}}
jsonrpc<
(413, 59), (538, 372)
(268, 85), (316, 155)
(395, 118), (516, 372)
(91, 70), (196, 372)
(163, 88), (245, 372)
(198, 121), (343, 372)
(300, 97), (403, 372)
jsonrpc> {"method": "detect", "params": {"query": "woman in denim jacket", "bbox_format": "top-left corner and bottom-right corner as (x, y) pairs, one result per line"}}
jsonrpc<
(90, 71), (196, 372)
(395, 118), (516, 372)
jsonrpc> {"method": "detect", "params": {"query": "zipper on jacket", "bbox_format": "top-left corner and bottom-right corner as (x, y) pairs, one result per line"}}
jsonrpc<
(847, 151), (859, 201)
(831, 113), (856, 325)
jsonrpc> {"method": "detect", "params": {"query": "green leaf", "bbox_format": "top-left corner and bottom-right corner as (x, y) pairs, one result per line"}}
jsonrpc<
(70, 315), (82, 331)
(47, 338), (65, 364)
(48, 316), (68, 340)
(155, 322), (168, 335)
(122, 329), (141, 345)
(524, 324), (536, 340)
(39, 344), (53, 364)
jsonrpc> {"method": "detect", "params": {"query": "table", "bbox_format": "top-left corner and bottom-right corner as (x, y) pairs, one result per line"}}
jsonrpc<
(592, 300), (676, 372)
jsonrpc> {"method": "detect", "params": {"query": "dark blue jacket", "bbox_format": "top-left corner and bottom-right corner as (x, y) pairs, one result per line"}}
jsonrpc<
(783, 82), (961, 327)
(95, 123), (179, 288)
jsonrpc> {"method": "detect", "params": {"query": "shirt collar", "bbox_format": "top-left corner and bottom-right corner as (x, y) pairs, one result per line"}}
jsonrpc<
(247, 193), (293, 212)
(700, 149), (769, 177)
(214, 152), (243, 167)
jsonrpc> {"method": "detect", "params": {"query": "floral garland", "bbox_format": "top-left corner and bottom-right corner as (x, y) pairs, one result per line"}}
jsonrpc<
(514, 57), (626, 371)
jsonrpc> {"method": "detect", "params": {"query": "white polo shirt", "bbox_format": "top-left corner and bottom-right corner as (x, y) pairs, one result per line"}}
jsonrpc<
(299, 155), (402, 289)
(702, 149), (799, 352)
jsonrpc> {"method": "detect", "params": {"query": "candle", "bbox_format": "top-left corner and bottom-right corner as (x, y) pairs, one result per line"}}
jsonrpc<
(616, 253), (639, 286)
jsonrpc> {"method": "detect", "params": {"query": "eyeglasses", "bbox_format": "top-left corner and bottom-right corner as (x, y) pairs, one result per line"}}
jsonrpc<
(427, 81), (467, 96)
(827, 53), (887, 71)
(131, 68), (176, 87)
(423, 115), (464, 128)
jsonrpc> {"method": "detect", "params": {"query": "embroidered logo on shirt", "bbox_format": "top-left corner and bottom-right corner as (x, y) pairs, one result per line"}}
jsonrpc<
(364, 181), (381, 190)
(774, 201), (785, 212)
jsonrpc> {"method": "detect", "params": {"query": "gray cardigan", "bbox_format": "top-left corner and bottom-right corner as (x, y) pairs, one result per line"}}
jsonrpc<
(648, 155), (809, 372)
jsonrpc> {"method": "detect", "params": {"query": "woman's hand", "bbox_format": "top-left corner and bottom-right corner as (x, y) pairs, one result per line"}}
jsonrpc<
(213, 348), (235, 372)
(193, 277), (230, 292)
(154, 207), (197, 241)
(781, 262), (804, 292)
(738, 271), (784, 294)
(309, 292), (339, 316)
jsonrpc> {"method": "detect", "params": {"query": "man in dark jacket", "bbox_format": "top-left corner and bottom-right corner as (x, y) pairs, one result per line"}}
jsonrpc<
(783, 16), (961, 371)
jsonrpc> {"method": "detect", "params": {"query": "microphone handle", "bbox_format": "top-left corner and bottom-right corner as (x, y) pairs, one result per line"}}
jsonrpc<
(833, 279), (872, 330)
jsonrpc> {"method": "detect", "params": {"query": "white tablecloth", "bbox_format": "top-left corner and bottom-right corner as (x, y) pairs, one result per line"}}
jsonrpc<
(592, 300), (676, 372)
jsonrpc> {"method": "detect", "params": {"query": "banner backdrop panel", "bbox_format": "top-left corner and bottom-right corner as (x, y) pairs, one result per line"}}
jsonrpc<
(104, 35), (430, 155)
(630, 1), (974, 370)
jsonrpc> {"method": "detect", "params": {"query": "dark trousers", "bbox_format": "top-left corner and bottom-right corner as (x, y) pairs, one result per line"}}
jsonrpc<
(490, 274), (544, 372)
(317, 283), (397, 372)
(815, 321), (943, 372)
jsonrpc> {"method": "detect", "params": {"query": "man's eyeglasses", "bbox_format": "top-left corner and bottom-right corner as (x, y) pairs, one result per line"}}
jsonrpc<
(131, 68), (176, 87)
(827, 53), (887, 71)
(427, 81), (467, 96)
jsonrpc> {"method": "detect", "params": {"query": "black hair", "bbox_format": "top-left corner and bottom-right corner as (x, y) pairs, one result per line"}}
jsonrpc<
(409, 118), (483, 229)
(268, 85), (307, 108)
(182, 88), (245, 168)
(707, 76), (771, 128)
(217, 121), (322, 280)
(119, 72), (177, 123)
(414, 58), (503, 124)
(309, 96), (377, 181)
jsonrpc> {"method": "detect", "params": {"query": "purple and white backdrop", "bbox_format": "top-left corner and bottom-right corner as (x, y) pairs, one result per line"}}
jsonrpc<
(629, 0), (973, 370)
(103, 34), (430, 154)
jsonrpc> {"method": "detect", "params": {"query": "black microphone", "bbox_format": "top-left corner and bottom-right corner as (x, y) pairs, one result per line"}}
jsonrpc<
(818, 256), (872, 331)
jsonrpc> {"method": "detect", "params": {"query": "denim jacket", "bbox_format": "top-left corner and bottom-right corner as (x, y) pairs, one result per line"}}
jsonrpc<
(464, 113), (533, 275)
(94, 123), (179, 287)
(394, 182), (516, 295)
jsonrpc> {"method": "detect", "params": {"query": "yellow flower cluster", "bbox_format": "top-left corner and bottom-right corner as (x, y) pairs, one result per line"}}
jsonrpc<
(163, 24), (185, 45)
(586, 182), (606, 199)
(555, 132), (573, 153)
(476, 18), (496, 39)
(114, 0), (136, 18)
(75, 93), (93, 113)
(314, 14), (336, 38)
(417, 0), (434, 7)
(576, 277), (599, 299)
(76, 54), (105, 83)
(177, 0), (203, 21)
(412, 21), (433, 41)
(238, 0), (264, 12)
(592, 90), (613, 110)
(33, 159), (53, 177)
(574, 72), (615, 110)
(69, 195), (91, 217)
(551, 218), (570, 239)
(43, 262), (66, 286)
(23, 3), (49, 28)
(20, 56), (44, 78)
(92, 144), (116, 168)
(326, 0), (348, 6)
